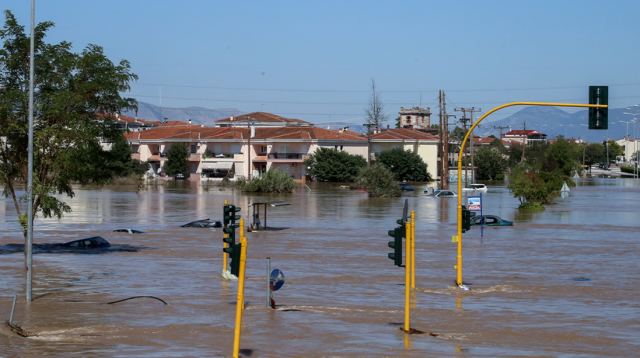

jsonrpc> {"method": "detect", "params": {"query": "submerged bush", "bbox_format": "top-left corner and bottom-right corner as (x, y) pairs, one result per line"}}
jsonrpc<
(356, 163), (401, 198)
(236, 168), (295, 193)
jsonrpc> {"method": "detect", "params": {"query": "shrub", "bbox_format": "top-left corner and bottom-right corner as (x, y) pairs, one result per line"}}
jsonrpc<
(304, 148), (366, 182)
(356, 163), (401, 197)
(377, 148), (431, 182)
(236, 168), (295, 193)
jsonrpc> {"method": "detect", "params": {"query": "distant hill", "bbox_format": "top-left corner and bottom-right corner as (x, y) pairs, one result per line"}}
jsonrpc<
(477, 106), (633, 142)
(123, 101), (242, 126)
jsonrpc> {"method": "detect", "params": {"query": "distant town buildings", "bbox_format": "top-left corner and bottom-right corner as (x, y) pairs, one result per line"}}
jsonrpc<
(125, 112), (439, 181)
(501, 129), (548, 146)
(615, 137), (640, 162)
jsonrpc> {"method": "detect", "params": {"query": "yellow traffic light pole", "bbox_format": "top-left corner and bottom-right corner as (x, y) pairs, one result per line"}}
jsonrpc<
(410, 211), (416, 289)
(403, 218), (411, 332)
(232, 218), (248, 358)
(455, 101), (608, 287)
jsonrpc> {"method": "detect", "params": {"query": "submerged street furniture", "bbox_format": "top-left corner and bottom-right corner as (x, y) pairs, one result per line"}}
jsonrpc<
(248, 201), (290, 231)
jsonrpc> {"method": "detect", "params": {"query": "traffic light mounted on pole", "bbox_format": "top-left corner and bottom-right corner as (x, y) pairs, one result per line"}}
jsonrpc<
(461, 205), (471, 233)
(224, 204), (241, 226)
(453, 92), (608, 288)
(223, 204), (242, 277)
(387, 219), (405, 267)
(589, 86), (608, 130)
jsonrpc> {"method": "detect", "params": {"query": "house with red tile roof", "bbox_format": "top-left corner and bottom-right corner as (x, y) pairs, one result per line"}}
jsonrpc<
(215, 112), (312, 127)
(502, 129), (547, 146)
(125, 113), (439, 181)
(125, 124), (366, 180)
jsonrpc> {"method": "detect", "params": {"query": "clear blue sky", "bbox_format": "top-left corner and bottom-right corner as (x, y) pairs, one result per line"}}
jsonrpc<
(4, 0), (640, 124)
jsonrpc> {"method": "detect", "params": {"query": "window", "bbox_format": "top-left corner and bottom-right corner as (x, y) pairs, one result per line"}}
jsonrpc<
(190, 144), (197, 154)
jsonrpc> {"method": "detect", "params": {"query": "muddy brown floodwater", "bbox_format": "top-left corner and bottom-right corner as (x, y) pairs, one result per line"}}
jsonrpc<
(0, 178), (639, 357)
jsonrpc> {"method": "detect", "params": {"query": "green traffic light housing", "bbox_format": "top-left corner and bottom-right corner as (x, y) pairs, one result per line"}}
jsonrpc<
(223, 204), (242, 226)
(223, 223), (239, 245)
(588, 86), (608, 130)
(462, 205), (471, 233)
(223, 242), (241, 276)
(387, 223), (405, 267)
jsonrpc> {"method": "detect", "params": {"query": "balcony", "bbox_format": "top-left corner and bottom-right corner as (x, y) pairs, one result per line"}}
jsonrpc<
(267, 153), (308, 162)
(202, 152), (243, 162)
(203, 152), (236, 159)
(131, 153), (140, 161)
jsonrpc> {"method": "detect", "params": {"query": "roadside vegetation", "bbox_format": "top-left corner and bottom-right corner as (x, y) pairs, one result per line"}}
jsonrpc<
(236, 168), (295, 193)
(356, 163), (401, 198)
(466, 135), (628, 209)
(0, 11), (138, 237)
(507, 139), (580, 208)
(304, 148), (366, 182)
(377, 147), (432, 182)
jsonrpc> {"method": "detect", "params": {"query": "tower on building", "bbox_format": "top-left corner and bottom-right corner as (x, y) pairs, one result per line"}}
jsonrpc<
(398, 106), (431, 129)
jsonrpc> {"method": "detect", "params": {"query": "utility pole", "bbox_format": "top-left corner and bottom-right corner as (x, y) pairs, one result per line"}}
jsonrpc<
(26, 0), (36, 303)
(438, 91), (454, 189)
(455, 107), (481, 186)
(247, 117), (254, 180)
(493, 125), (509, 139)
(363, 123), (375, 166)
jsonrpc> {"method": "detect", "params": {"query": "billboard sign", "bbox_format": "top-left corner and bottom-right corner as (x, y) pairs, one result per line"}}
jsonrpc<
(467, 196), (481, 211)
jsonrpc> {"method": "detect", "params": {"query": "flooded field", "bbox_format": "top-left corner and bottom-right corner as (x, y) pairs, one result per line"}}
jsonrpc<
(0, 179), (639, 357)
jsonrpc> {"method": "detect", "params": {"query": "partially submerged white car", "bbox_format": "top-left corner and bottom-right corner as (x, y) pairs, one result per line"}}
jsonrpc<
(462, 183), (488, 193)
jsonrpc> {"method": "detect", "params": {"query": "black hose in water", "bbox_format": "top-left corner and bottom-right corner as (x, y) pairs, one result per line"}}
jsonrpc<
(106, 296), (167, 305)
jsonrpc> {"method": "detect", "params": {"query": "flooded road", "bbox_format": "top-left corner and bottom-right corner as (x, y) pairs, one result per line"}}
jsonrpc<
(1, 179), (639, 357)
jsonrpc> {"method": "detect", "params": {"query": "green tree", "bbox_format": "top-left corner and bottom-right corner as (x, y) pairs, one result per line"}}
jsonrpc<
(376, 147), (431, 182)
(356, 163), (400, 197)
(507, 138), (579, 208)
(582, 143), (605, 168)
(542, 138), (579, 177)
(163, 143), (189, 177)
(304, 148), (366, 182)
(236, 168), (295, 193)
(474, 147), (506, 181)
(0, 11), (137, 237)
(605, 140), (624, 161)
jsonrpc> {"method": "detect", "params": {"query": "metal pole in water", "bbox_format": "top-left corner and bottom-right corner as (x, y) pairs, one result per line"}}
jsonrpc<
(266, 256), (271, 307)
(232, 218), (248, 358)
(410, 211), (416, 289)
(403, 220), (411, 332)
(9, 294), (17, 325)
(25, 0), (36, 303)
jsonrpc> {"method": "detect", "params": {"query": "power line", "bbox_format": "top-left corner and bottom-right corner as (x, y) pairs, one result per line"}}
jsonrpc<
(134, 81), (640, 94)
(127, 92), (640, 107)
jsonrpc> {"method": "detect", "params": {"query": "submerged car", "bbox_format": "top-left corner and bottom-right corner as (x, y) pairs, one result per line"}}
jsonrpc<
(181, 218), (222, 228)
(0, 236), (141, 254)
(434, 190), (457, 198)
(113, 228), (145, 234)
(462, 183), (488, 193)
(399, 182), (415, 191)
(471, 215), (513, 226)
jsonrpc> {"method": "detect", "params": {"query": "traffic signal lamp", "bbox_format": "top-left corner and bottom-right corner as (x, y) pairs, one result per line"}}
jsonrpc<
(223, 224), (239, 245)
(588, 86), (608, 130)
(223, 242), (241, 276)
(462, 205), (471, 233)
(223, 204), (241, 226)
(387, 219), (405, 267)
